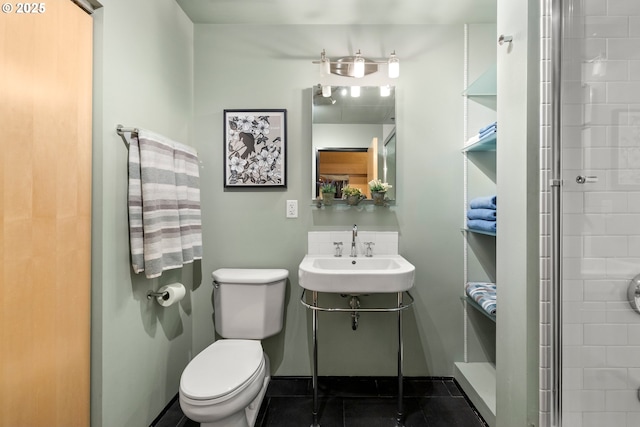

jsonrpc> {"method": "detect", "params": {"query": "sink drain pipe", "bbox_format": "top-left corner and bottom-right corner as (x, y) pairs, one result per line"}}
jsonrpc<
(349, 296), (360, 330)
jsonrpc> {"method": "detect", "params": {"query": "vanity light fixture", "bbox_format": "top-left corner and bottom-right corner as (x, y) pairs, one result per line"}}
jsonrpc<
(314, 50), (400, 79)
(322, 85), (332, 97)
(380, 85), (391, 97)
(350, 86), (361, 97)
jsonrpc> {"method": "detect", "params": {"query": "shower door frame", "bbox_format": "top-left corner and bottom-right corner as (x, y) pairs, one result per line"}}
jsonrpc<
(549, 0), (640, 425)
(549, 0), (563, 425)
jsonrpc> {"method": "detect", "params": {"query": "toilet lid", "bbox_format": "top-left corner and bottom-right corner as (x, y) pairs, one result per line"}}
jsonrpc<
(180, 340), (264, 400)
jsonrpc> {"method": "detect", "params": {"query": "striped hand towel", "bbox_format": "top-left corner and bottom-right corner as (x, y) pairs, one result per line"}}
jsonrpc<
(128, 130), (202, 279)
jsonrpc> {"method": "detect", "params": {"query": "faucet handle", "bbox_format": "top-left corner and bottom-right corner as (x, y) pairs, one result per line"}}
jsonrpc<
(364, 242), (375, 257)
(333, 242), (344, 257)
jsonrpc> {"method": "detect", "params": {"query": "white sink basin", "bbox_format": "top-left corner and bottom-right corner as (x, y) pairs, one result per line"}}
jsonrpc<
(298, 254), (415, 294)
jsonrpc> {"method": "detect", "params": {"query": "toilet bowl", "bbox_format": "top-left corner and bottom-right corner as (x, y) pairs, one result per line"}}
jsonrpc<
(179, 340), (269, 427)
(179, 268), (288, 427)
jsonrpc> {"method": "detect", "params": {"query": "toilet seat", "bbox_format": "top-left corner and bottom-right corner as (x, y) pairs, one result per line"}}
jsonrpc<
(180, 339), (264, 401)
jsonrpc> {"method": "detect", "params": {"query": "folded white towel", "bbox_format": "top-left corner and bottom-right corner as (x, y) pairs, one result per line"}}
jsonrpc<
(128, 130), (202, 279)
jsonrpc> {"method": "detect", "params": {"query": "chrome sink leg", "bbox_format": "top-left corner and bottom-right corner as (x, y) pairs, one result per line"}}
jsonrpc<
(396, 291), (404, 425)
(312, 291), (320, 427)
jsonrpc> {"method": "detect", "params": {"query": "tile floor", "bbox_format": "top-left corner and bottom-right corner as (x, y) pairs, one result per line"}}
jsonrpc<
(155, 376), (488, 427)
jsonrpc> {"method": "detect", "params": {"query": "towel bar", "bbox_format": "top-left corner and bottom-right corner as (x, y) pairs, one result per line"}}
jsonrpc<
(116, 124), (139, 148)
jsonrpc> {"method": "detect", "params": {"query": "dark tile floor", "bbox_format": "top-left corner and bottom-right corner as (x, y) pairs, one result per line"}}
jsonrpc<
(154, 376), (488, 427)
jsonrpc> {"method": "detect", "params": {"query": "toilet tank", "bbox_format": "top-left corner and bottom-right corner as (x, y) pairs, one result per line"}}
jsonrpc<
(212, 268), (288, 339)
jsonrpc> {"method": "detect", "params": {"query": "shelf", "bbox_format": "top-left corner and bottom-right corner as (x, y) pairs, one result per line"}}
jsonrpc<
(312, 200), (394, 209)
(454, 362), (496, 427)
(461, 296), (496, 322)
(462, 132), (496, 152)
(462, 227), (496, 237)
(462, 64), (497, 97)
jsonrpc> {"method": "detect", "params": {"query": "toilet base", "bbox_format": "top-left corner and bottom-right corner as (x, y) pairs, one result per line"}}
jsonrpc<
(194, 355), (271, 427)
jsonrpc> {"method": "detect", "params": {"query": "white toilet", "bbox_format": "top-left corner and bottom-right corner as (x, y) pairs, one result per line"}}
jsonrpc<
(179, 268), (288, 427)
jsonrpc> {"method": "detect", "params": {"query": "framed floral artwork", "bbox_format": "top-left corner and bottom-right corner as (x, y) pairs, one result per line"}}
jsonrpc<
(223, 109), (287, 188)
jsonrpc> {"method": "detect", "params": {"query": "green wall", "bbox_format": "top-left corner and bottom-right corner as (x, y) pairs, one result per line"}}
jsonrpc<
(91, 1), (195, 426)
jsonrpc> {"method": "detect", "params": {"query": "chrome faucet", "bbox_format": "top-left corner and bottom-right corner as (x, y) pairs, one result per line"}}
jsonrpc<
(350, 224), (358, 257)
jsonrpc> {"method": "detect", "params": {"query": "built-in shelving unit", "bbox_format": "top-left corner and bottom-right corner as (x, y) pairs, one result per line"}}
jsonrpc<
(455, 25), (497, 427)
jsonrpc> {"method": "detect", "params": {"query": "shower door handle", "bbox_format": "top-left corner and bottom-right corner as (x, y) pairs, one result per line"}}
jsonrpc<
(576, 175), (598, 184)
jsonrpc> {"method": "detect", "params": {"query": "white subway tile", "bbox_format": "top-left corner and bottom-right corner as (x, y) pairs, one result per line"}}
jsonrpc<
(608, 82), (640, 104)
(584, 324), (628, 345)
(565, 323), (585, 345)
(607, 301), (640, 323)
(564, 257), (608, 280)
(583, 368), (629, 389)
(605, 214), (640, 235)
(584, 60), (628, 81)
(565, 367), (586, 389)
(606, 257), (640, 278)
(607, 1), (640, 16)
(563, 213), (607, 236)
(630, 61), (640, 80)
(608, 39), (640, 60)
(585, 104), (629, 126)
(563, 389), (606, 411)
(564, 279), (585, 301)
(585, 17), (629, 38)
(627, 324), (640, 344)
(582, 412), (627, 427)
(564, 346), (606, 368)
(584, 192), (628, 213)
(584, 0), (607, 16)
(605, 390), (640, 411)
(584, 235), (628, 257)
(607, 346), (640, 367)
(584, 279), (628, 301)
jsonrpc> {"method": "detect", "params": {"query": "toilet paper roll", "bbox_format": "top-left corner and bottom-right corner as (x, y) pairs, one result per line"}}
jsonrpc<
(156, 283), (186, 307)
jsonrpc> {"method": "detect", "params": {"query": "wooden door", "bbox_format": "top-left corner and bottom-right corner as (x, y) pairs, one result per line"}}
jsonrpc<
(0, 1), (92, 425)
(367, 137), (378, 196)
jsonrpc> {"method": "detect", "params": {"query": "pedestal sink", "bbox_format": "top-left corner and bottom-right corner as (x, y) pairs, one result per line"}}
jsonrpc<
(298, 254), (415, 294)
(298, 253), (416, 426)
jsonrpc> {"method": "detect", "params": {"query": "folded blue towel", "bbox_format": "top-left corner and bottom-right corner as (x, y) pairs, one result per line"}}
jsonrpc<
(479, 128), (496, 139)
(469, 195), (497, 210)
(479, 122), (497, 134)
(467, 219), (497, 233)
(465, 282), (497, 316)
(467, 208), (496, 221)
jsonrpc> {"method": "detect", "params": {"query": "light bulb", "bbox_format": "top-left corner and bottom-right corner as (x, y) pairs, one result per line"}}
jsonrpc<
(350, 86), (361, 97)
(388, 51), (400, 79)
(380, 85), (391, 97)
(322, 85), (331, 97)
(320, 49), (330, 78)
(353, 50), (365, 78)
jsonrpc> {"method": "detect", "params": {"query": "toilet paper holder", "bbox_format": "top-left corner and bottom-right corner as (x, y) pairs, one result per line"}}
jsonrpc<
(147, 290), (170, 301)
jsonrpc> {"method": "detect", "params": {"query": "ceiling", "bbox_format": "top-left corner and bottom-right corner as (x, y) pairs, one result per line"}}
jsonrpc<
(176, 0), (497, 25)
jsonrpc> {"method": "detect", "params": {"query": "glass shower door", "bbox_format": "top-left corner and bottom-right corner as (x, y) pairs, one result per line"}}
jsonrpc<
(559, 0), (640, 425)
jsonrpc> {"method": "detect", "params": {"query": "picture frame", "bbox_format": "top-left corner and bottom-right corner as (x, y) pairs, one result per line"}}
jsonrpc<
(223, 109), (287, 188)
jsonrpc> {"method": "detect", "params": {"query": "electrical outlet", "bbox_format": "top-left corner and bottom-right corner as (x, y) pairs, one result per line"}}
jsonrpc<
(286, 200), (298, 218)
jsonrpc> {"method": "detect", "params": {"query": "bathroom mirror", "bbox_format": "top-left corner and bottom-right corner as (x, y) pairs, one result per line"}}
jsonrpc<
(311, 85), (396, 201)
